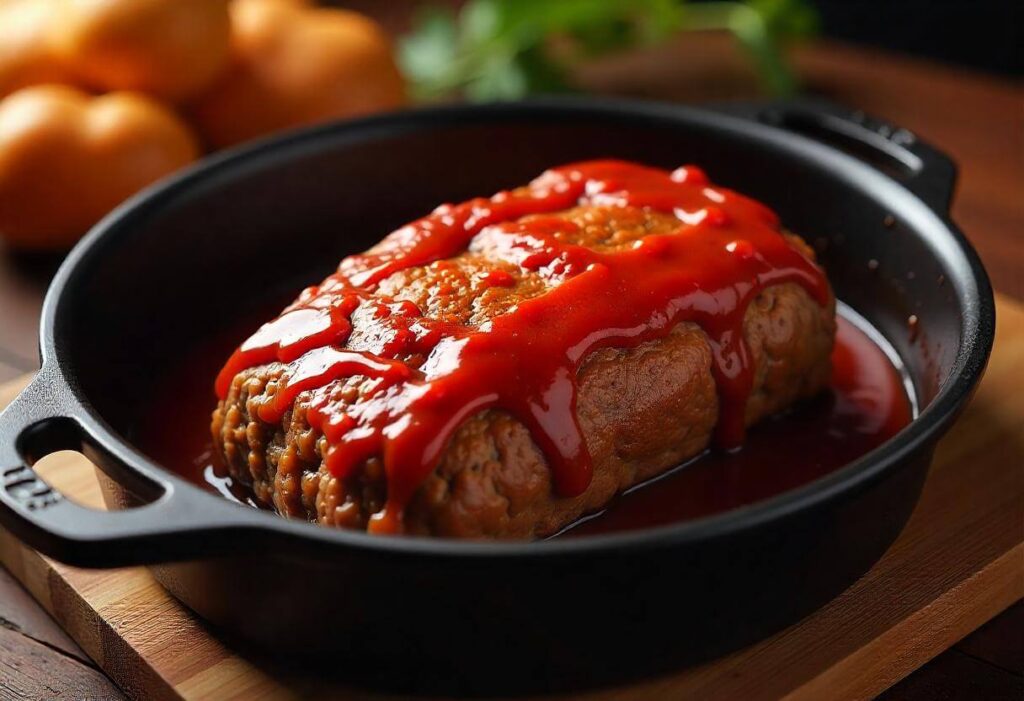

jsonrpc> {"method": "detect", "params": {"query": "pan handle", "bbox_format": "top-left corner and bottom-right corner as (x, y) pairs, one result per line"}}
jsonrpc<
(0, 367), (264, 567)
(718, 99), (958, 215)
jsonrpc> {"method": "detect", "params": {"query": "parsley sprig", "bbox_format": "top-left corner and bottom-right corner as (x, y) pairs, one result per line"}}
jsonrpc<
(399, 0), (818, 102)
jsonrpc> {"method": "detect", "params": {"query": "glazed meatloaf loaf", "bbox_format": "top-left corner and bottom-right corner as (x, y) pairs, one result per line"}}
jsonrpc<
(212, 160), (835, 538)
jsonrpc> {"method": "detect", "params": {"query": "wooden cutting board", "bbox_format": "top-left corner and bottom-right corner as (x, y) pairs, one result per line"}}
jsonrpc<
(0, 294), (1022, 701)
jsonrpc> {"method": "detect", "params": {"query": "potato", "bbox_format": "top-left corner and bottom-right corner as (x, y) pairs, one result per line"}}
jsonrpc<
(191, 0), (405, 148)
(53, 0), (232, 101)
(0, 84), (199, 248)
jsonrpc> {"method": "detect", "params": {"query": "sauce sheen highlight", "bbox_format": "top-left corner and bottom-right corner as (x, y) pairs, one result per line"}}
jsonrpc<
(213, 160), (831, 533)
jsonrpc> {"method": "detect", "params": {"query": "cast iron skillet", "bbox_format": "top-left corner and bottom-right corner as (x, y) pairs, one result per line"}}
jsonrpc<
(0, 98), (995, 694)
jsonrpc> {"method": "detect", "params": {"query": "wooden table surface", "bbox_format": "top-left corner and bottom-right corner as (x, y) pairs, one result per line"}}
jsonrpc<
(0, 36), (1021, 700)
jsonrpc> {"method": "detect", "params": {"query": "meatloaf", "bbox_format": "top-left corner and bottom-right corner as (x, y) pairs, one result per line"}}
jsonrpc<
(212, 162), (835, 538)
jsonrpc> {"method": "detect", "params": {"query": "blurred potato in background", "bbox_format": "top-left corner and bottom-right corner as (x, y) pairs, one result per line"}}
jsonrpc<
(0, 0), (405, 250)
(0, 84), (199, 249)
(191, 0), (405, 148)
(0, 0), (76, 97)
(52, 0), (232, 102)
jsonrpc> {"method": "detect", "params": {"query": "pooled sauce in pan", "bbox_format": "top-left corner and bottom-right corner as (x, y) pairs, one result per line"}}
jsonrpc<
(138, 304), (913, 532)
(208, 161), (830, 533)
(564, 307), (914, 535)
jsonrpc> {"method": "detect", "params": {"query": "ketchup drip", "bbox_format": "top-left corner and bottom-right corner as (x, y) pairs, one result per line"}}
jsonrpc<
(214, 161), (831, 533)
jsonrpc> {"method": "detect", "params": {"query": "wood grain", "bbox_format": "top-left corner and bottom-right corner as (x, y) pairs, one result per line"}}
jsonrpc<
(878, 648), (1023, 701)
(0, 294), (1021, 701)
(0, 566), (88, 665)
(0, 29), (1020, 701)
(878, 601), (1024, 700)
(954, 601), (1024, 674)
(0, 626), (124, 701)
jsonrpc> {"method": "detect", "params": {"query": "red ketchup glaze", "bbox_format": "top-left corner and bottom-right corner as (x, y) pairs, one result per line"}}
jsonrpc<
(566, 313), (913, 535)
(138, 304), (913, 535)
(213, 160), (831, 534)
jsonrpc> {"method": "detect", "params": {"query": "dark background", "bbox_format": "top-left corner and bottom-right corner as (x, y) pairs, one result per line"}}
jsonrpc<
(341, 0), (1021, 77)
(813, 0), (1020, 76)
(349, 0), (1022, 77)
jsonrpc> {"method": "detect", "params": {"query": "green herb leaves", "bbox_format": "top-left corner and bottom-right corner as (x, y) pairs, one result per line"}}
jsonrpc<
(399, 0), (817, 102)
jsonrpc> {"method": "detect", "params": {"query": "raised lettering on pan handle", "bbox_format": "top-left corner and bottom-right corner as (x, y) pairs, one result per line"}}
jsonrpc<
(0, 365), (265, 567)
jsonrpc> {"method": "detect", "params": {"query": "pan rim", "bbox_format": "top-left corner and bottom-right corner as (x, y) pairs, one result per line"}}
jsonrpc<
(38, 96), (996, 560)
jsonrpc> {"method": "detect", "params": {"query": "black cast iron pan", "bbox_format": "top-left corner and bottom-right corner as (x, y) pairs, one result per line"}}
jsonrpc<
(0, 98), (995, 695)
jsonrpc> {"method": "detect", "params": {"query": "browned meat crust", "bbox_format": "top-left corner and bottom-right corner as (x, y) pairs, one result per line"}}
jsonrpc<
(212, 205), (835, 538)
